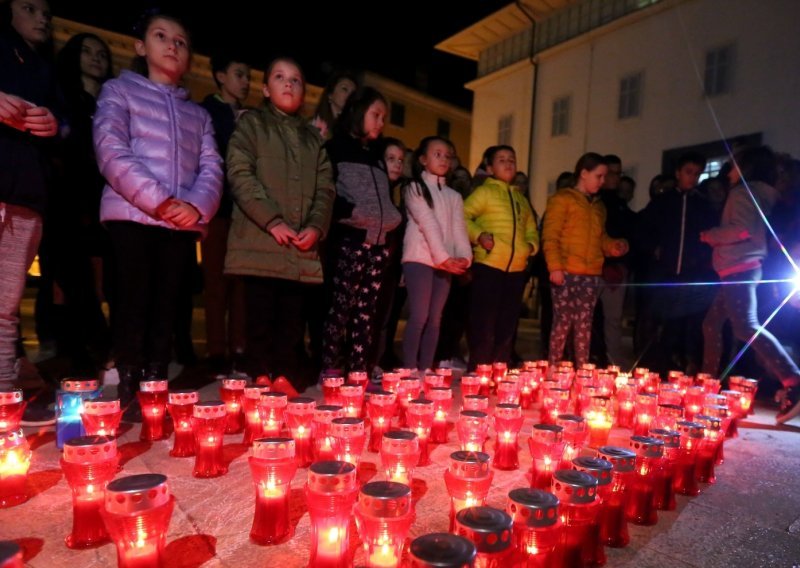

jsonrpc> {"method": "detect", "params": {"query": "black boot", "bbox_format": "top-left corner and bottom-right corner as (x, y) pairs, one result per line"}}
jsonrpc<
(118, 366), (142, 423)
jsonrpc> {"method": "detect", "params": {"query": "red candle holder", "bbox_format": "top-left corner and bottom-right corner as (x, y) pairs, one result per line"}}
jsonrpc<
(355, 481), (414, 568)
(101, 473), (174, 568)
(444, 450), (493, 531)
(219, 378), (247, 434)
(648, 428), (680, 511)
(57, 379), (100, 449)
(697, 374), (721, 394)
(381, 430), (420, 485)
(518, 371), (537, 410)
(701, 404), (731, 463)
(80, 398), (122, 437)
(682, 386), (705, 422)
(167, 390), (198, 458)
(397, 378), (422, 427)
(367, 391), (396, 453)
(331, 417), (366, 467)
(552, 369), (573, 390)
(340, 385), (365, 419)
(454, 506), (513, 566)
(427, 387), (452, 444)
(138, 380), (168, 442)
(540, 387), (571, 425)
(423, 372), (445, 396)
(381, 372), (401, 395)
(615, 382), (636, 429)
(408, 533), (477, 568)
(720, 390), (744, 437)
(313, 405), (346, 462)
(434, 367), (454, 388)
(257, 392), (288, 438)
(657, 385), (683, 407)
(285, 397), (316, 467)
(0, 390), (25, 433)
(633, 393), (658, 436)
(672, 421), (704, 496)
(595, 446), (636, 548)
(0, 429), (30, 508)
(552, 469), (600, 568)
(694, 414), (722, 484)
(306, 461), (359, 568)
(406, 399), (435, 466)
(322, 375), (345, 407)
(506, 488), (561, 567)
(0, 541), (23, 568)
(596, 371), (616, 397)
(652, 403), (684, 432)
(583, 396), (614, 449)
(492, 361), (508, 382)
(462, 395), (489, 414)
(728, 376), (758, 416)
(571, 456), (613, 566)
(348, 371), (369, 390)
(556, 414), (586, 469)
(528, 424), (565, 490)
(460, 373), (482, 398)
(475, 364), (492, 397)
(249, 437), (297, 545)
(61, 435), (118, 548)
(625, 436), (664, 526)
(192, 402), (228, 478)
(243, 385), (271, 446)
(457, 411), (489, 453)
(492, 404), (523, 471)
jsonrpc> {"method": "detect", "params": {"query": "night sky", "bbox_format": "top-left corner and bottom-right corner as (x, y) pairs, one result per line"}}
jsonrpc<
(50, 0), (511, 109)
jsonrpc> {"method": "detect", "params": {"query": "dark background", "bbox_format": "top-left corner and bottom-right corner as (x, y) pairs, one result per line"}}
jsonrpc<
(50, 0), (511, 108)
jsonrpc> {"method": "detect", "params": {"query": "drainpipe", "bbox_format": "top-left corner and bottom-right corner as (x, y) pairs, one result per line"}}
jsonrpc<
(516, 1), (539, 205)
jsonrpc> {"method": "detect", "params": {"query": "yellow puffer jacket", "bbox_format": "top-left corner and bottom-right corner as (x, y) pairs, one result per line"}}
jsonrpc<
(463, 177), (539, 272)
(542, 187), (622, 276)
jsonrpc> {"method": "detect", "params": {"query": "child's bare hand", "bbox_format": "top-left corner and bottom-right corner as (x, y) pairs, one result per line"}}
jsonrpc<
(440, 258), (467, 275)
(291, 227), (320, 251)
(268, 222), (298, 246)
(0, 92), (31, 130)
(549, 270), (566, 286)
(161, 200), (200, 227)
(610, 240), (629, 257)
(23, 105), (58, 137)
(478, 232), (494, 251)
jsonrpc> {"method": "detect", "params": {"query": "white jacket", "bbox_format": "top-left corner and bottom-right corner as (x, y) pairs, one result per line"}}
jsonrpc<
(402, 170), (472, 268)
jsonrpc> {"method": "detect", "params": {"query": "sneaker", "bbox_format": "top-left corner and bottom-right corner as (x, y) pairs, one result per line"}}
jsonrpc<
(776, 387), (800, 424)
(21, 404), (56, 427)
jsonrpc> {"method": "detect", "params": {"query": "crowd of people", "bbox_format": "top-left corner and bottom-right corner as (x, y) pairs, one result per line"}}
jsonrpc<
(2, 2), (799, 426)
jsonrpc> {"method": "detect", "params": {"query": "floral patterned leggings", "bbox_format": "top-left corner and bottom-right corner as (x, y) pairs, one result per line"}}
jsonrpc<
(548, 273), (602, 366)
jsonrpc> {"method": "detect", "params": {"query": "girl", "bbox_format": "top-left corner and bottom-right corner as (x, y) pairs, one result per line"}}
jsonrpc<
(311, 71), (357, 140)
(225, 57), (334, 387)
(322, 87), (402, 374)
(542, 152), (627, 366)
(463, 145), (538, 369)
(401, 136), (471, 372)
(93, 11), (222, 417)
(699, 146), (800, 423)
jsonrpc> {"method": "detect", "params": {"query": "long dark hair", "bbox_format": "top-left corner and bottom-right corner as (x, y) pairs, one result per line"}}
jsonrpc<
(314, 71), (358, 129)
(56, 33), (113, 100)
(2, 0), (54, 57)
(573, 152), (606, 180)
(335, 86), (386, 140)
(131, 9), (191, 76)
(404, 136), (453, 209)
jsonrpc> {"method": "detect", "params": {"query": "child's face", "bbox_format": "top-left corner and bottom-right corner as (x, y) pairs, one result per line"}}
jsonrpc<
(263, 60), (304, 115)
(135, 17), (191, 85)
(420, 140), (453, 178)
(217, 62), (251, 104)
(328, 78), (356, 116)
(580, 164), (608, 195)
(384, 144), (405, 182)
(11, 0), (51, 48)
(487, 149), (517, 184)
(362, 100), (387, 141)
(675, 162), (703, 191)
(80, 37), (110, 82)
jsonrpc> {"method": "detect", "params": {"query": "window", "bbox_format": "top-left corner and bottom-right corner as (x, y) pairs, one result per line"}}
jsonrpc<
(437, 119), (451, 139)
(551, 96), (571, 137)
(705, 44), (735, 96)
(390, 102), (405, 127)
(699, 158), (725, 182)
(618, 72), (643, 119)
(498, 114), (513, 146)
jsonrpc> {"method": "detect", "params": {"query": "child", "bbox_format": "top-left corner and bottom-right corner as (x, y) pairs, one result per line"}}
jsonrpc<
(200, 51), (251, 373)
(311, 71), (357, 140)
(93, 11), (222, 418)
(322, 87), (402, 374)
(225, 56), (334, 387)
(699, 146), (800, 423)
(542, 152), (628, 366)
(401, 136), (471, 371)
(464, 145), (538, 368)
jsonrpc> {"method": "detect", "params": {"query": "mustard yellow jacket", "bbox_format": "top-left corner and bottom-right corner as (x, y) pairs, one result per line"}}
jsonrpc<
(542, 187), (623, 276)
(463, 177), (539, 272)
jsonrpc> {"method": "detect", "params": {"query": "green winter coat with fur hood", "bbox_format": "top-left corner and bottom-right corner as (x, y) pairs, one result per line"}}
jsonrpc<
(225, 103), (335, 283)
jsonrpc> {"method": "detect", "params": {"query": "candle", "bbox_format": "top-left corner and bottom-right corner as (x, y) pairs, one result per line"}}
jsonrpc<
(257, 391), (288, 438)
(138, 380), (168, 442)
(625, 436), (665, 526)
(219, 378), (247, 434)
(460, 373), (482, 398)
(492, 404), (523, 471)
(423, 372), (445, 396)
(0, 430), (30, 508)
(701, 404), (730, 464)
(595, 446), (636, 548)
(167, 390), (198, 457)
(366, 391), (396, 453)
(249, 437), (297, 545)
(242, 386), (271, 445)
(454, 506), (513, 565)
(408, 533), (477, 568)
(648, 429), (680, 511)
(340, 385), (365, 419)
(406, 399), (435, 466)
(322, 375), (345, 407)
(313, 405), (345, 462)
(427, 387), (452, 444)
(381, 431), (419, 485)
(396, 378), (422, 427)
(434, 367), (454, 388)
(584, 396), (614, 449)
(496, 381), (520, 406)
(541, 387), (571, 425)
(101, 474), (174, 568)
(456, 410), (489, 453)
(673, 421), (704, 496)
(462, 394), (489, 414)
(61, 435), (118, 548)
(347, 370), (369, 390)
(192, 402), (228, 478)
(0, 389), (25, 433)
(331, 417), (366, 467)
(381, 372), (401, 395)
(571, 456), (613, 566)
(507, 488), (561, 567)
(444, 451), (493, 531)
(694, 415), (722, 484)
(475, 364), (492, 397)
(552, 470), (600, 568)
(56, 379), (100, 449)
(80, 398), (122, 437)
(285, 397), (316, 467)
(633, 393), (658, 437)
(306, 461), (359, 568)
(528, 424), (565, 490)
(355, 482), (414, 568)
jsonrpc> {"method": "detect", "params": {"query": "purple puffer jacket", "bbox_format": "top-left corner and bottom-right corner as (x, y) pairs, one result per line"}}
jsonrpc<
(94, 70), (222, 234)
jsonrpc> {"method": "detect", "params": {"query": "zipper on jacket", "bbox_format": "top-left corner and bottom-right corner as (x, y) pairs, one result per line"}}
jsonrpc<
(505, 187), (517, 272)
(676, 192), (687, 275)
(168, 93), (178, 199)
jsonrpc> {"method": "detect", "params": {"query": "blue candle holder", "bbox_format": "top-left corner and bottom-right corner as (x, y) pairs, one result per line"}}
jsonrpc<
(57, 379), (100, 449)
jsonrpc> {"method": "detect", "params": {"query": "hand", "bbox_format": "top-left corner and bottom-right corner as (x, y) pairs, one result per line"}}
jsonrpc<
(610, 240), (629, 257)
(291, 227), (321, 251)
(478, 232), (494, 251)
(268, 221), (298, 246)
(699, 231), (710, 244)
(0, 92), (31, 130)
(161, 200), (200, 227)
(549, 270), (565, 286)
(22, 105), (58, 137)
(439, 257), (467, 275)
